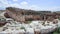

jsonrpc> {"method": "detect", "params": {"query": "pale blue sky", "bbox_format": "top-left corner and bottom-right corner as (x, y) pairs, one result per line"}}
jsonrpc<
(0, 0), (60, 11)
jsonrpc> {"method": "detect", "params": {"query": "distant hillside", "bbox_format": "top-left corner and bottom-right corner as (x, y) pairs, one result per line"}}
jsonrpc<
(0, 7), (59, 22)
(6, 7), (52, 15)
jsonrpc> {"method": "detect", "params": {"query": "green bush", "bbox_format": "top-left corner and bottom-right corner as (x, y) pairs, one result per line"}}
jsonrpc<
(58, 18), (60, 20)
(53, 27), (60, 34)
(20, 26), (25, 29)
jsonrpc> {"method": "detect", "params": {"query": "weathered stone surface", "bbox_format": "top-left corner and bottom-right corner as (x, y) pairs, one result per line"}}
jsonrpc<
(4, 13), (10, 18)
(0, 21), (7, 27)
(5, 7), (41, 23)
(5, 7), (60, 22)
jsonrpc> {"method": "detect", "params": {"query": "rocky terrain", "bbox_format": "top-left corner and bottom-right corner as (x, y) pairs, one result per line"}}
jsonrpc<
(0, 17), (59, 34)
(4, 7), (60, 23)
(0, 7), (60, 34)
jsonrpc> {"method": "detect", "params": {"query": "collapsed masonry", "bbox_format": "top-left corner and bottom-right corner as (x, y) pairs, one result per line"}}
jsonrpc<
(4, 7), (60, 23)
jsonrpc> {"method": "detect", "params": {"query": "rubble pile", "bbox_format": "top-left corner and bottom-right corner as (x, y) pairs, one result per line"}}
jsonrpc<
(0, 17), (59, 34)
(0, 7), (60, 34)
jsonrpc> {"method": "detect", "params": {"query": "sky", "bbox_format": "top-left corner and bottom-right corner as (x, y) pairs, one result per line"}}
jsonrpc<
(0, 0), (60, 11)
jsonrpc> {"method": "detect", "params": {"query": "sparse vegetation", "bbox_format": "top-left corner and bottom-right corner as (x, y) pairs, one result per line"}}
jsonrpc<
(27, 21), (32, 24)
(58, 18), (60, 20)
(53, 27), (60, 34)
(20, 26), (25, 29)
